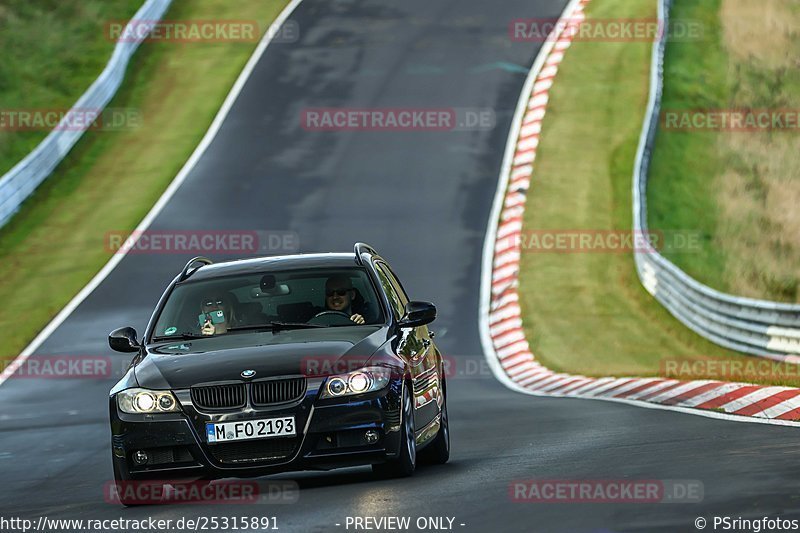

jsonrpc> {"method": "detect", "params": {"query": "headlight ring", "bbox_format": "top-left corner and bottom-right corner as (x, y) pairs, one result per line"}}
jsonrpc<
(321, 367), (391, 399)
(117, 388), (180, 414)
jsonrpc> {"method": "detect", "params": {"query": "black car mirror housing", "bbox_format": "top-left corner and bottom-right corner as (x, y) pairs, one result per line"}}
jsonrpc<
(398, 301), (436, 328)
(109, 326), (141, 353)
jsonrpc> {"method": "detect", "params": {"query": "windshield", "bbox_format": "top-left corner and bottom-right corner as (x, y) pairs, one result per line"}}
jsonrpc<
(151, 267), (384, 340)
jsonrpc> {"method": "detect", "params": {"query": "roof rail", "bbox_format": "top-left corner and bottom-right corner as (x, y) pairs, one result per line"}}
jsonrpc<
(179, 256), (213, 282)
(353, 242), (378, 265)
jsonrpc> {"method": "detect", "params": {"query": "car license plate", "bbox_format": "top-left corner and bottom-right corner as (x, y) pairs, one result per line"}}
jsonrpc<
(206, 416), (296, 444)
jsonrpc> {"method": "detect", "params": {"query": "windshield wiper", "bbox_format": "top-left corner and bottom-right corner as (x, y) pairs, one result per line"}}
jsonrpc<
(151, 332), (207, 342)
(227, 321), (327, 332)
(270, 321), (328, 330)
(153, 322), (327, 341)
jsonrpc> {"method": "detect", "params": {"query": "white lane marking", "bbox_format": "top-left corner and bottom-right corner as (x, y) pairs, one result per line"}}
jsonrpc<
(0, 0), (306, 389)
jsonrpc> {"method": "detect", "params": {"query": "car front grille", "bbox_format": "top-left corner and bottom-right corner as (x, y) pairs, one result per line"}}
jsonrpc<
(251, 378), (306, 406)
(208, 437), (300, 465)
(191, 384), (246, 410)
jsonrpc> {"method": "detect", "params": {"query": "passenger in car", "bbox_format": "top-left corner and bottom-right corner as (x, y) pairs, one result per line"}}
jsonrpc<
(324, 275), (366, 324)
(199, 293), (237, 335)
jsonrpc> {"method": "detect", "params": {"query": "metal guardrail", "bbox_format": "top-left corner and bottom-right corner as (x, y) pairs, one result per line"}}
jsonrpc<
(0, 0), (173, 228)
(632, 0), (800, 361)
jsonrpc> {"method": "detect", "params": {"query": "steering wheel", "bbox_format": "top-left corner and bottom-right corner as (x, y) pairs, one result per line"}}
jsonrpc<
(313, 310), (350, 319)
(308, 310), (353, 326)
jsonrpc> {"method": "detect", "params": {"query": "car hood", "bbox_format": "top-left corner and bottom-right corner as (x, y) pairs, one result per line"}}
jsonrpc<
(134, 326), (387, 390)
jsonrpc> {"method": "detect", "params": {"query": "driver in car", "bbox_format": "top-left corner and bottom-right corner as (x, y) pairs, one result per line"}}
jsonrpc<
(199, 294), (236, 335)
(323, 276), (366, 325)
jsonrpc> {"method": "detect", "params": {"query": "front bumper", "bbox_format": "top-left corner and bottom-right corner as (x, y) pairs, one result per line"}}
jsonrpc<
(110, 378), (404, 480)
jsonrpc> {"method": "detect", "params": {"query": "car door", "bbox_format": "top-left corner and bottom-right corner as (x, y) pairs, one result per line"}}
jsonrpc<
(374, 262), (440, 433)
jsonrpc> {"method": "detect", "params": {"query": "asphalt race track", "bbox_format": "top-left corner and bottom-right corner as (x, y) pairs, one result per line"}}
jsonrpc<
(2, 1), (800, 532)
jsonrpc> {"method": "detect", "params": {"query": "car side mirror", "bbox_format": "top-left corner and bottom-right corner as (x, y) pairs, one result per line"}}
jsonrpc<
(109, 327), (141, 353)
(398, 301), (436, 328)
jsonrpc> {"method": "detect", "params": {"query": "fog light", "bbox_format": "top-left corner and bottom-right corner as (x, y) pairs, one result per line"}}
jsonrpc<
(132, 450), (149, 465)
(364, 430), (379, 444)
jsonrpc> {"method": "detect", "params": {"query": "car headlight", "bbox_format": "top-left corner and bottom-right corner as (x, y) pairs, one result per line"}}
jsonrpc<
(320, 367), (392, 399)
(117, 388), (180, 414)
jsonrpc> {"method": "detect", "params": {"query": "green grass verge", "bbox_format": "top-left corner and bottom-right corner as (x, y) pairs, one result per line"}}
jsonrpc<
(0, 0), (144, 176)
(646, 0), (727, 292)
(0, 0), (288, 362)
(648, 0), (800, 302)
(516, 0), (799, 387)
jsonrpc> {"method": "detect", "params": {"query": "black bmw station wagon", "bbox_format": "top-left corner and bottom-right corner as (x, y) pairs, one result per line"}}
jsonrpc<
(108, 243), (449, 504)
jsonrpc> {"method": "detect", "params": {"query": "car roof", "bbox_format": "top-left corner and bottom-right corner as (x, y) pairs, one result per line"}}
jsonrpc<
(185, 252), (364, 282)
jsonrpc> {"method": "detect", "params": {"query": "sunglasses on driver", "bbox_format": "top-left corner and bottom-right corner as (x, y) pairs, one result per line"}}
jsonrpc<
(326, 289), (351, 297)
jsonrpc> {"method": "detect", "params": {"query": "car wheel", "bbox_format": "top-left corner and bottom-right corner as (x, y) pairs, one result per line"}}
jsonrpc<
(419, 379), (449, 465)
(373, 382), (416, 478)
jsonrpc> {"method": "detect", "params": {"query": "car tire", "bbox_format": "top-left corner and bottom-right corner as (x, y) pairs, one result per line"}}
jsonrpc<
(419, 379), (449, 465)
(373, 383), (416, 478)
